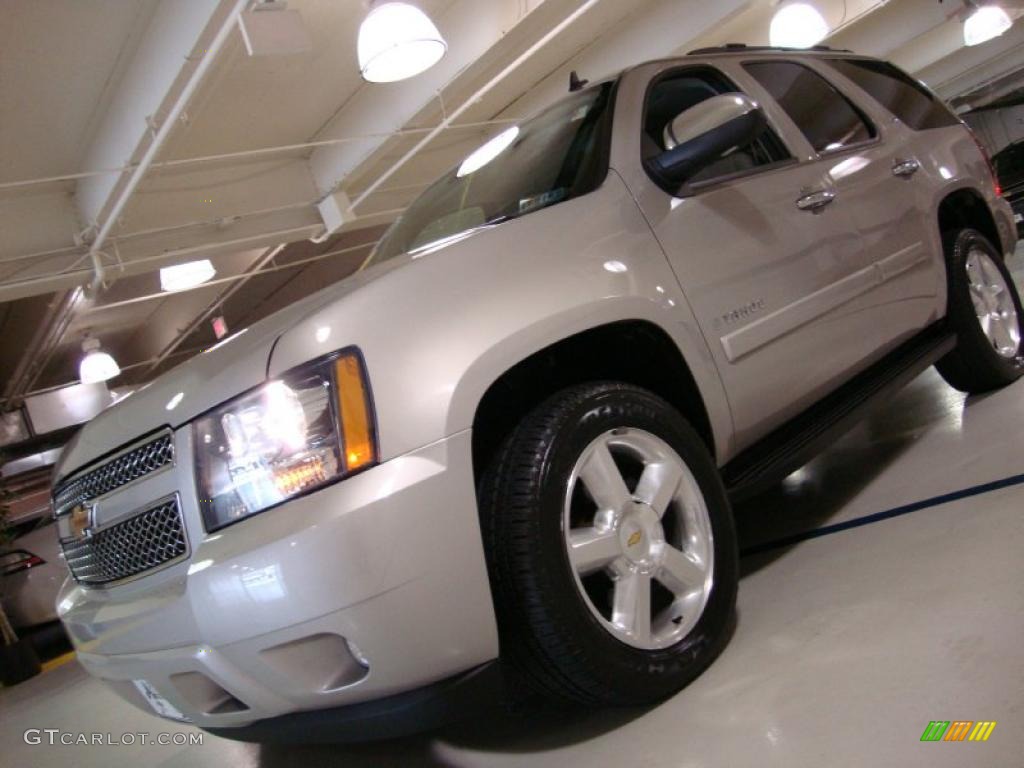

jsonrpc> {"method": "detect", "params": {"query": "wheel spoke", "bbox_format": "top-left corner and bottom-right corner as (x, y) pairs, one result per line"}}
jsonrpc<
(657, 545), (705, 596)
(579, 440), (631, 511)
(990, 313), (1018, 355)
(568, 528), (621, 575)
(612, 572), (652, 643)
(966, 255), (985, 288)
(996, 291), (1018, 316)
(977, 253), (1002, 291)
(634, 461), (683, 518)
(969, 285), (989, 316)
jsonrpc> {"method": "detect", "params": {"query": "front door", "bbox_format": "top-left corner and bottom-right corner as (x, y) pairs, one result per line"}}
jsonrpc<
(617, 63), (879, 453)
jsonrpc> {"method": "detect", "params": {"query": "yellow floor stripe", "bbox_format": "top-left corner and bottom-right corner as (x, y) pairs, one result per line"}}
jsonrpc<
(41, 651), (76, 672)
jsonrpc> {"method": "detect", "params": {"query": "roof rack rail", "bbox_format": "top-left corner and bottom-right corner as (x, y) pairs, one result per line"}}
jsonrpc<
(688, 43), (852, 55)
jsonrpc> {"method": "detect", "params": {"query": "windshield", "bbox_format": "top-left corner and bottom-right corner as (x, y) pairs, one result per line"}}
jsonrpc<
(371, 82), (615, 262)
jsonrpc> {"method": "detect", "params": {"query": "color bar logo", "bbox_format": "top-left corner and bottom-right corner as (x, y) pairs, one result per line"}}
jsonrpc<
(920, 721), (996, 742)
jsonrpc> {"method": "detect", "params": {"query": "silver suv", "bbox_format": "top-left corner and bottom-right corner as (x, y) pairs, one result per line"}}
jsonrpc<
(54, 47), (1021, 742)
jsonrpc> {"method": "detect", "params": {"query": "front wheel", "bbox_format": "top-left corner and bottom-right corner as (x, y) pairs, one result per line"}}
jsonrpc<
(479, 382), (737, 706)
(935, 228), (1024, 394)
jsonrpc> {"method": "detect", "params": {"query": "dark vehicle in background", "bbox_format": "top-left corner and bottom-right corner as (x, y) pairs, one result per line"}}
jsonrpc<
(1, 463), (62, 630)
(1, 518), (63, 630)
(994, 139), (1024, 234)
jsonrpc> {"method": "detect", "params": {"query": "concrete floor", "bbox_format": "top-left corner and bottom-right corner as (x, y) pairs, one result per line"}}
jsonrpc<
(3, 246), (1023, 768)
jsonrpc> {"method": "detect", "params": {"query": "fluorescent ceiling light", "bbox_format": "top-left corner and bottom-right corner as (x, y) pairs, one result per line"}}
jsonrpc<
(160, 259), (216, 292)
(79, 339), (120, 384)
(964, 4), (1012, 46)
(358, 2), (447, 83)
(769, 3), (830, 49)
(457, 126), (519, 177)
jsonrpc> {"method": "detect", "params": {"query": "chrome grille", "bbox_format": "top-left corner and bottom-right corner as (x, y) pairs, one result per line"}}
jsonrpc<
(60, 497), (188, 585)
(53, 433), (174, 517)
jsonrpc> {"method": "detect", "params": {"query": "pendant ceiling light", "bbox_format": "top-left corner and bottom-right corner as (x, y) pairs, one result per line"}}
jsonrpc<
(79, 338), (121, 384)
(963, 3), (1012, 46)
(160, 259), (216, 292)
(769, 2), (830, 49)
(358, 2), (447, 83)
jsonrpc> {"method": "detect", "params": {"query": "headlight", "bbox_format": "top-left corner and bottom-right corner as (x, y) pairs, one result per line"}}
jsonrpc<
(193, 349), (377, 531)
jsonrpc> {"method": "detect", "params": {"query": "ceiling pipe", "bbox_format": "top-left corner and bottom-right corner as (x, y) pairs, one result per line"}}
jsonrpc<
(825, 0), (891, 39)
(349, 0), (606, 211)
(0, 201), (316, 270)
(0, 119), (517, 194)
(84, 0), (252, 292)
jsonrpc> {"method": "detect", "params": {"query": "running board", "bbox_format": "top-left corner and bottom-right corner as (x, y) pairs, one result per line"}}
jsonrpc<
(723, 323), (956, 503)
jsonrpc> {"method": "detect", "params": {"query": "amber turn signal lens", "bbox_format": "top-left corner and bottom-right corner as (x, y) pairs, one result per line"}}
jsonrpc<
(335, 354), (376, 471)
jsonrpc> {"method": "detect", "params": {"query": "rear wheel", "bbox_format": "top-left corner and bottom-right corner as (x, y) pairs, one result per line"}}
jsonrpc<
(479, 382), (737, 706)
(935, 228), (1023, 394)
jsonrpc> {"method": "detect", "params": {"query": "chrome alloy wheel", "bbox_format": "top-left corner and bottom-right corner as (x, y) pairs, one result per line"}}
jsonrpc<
(563, 428), (714, 650)
(966, 249), (1021, 359)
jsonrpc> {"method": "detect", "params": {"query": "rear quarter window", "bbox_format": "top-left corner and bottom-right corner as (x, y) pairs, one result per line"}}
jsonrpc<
(827, 59), (960, 131)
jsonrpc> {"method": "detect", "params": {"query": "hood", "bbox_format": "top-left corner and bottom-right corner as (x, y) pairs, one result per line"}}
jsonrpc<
(56, 257), (406, 482)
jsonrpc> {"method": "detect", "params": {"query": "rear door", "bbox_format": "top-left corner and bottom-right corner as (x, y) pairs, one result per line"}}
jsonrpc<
(614, 63), (877, 452)
(745, 58), (945, 355)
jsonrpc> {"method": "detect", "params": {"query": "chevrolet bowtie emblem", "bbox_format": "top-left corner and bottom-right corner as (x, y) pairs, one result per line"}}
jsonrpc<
(69, 503), (95, 540)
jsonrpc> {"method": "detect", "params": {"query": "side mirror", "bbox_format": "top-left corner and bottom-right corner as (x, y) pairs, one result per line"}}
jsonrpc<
(646, 93), (766, 185)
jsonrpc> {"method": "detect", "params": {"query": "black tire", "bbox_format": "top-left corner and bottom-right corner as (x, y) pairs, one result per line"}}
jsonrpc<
(479, 382), (737, 707)
(935, 228), (1024, 394)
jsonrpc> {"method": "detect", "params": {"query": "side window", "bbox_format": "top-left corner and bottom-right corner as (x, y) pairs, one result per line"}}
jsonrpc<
(827, 59), (959, 131)
(643, 68), (790, 187)
(744, 61), (876, 154)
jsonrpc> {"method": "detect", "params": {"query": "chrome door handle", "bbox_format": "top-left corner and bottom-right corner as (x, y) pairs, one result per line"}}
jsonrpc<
(892, 158), (921, 178)
(796, 189), (836, 211)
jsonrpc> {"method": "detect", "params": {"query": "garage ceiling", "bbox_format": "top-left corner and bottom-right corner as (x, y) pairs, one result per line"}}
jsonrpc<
(3, 0), (1024, 426)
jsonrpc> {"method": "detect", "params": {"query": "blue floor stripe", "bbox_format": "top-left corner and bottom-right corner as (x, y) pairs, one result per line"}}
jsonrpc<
(740, 471), (1024, 558)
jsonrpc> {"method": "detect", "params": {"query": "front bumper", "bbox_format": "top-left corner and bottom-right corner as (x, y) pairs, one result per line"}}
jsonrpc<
(206, 661), (505, 743)
(57, 429), (499, 731)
